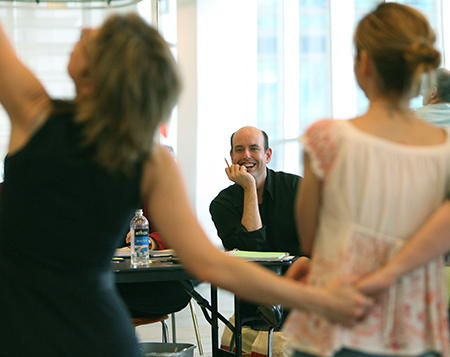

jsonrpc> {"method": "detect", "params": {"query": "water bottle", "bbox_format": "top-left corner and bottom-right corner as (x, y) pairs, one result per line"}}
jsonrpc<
(130, 209), (150, 267)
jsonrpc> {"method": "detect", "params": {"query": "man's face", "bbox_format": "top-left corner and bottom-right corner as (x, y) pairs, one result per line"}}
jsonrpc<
(230, 127), (272, 184)
(421, 83), (434, 106)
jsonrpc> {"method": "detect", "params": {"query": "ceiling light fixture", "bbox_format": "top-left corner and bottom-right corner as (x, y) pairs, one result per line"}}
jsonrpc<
(0, 0), (143, 9)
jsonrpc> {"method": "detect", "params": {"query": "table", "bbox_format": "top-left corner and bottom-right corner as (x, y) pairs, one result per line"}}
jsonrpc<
(113, 258), (193, 283)
(113, 257), (293, 357)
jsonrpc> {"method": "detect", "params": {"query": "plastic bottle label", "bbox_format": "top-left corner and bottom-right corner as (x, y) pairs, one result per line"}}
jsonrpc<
(133, 230), (149, 257)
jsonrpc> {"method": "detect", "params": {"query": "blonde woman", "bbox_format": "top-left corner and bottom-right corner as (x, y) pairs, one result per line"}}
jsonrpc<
(284, 3), (448, 357)
(0, 13), (372, 356)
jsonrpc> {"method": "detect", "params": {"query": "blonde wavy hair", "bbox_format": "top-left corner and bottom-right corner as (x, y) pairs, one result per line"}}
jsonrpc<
(76, 13), (181, 175)
(355, 3), (441, 98)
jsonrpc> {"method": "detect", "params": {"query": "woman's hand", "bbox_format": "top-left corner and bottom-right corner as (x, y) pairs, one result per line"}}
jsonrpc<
(356, 267), (397, 297)
(285, 256), (311, 282)
(287, 257), (374, 325)
(319, 276), (374, 326)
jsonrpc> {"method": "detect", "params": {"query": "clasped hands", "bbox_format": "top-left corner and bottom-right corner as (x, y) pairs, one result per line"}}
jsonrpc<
(286, 257), (388, 326)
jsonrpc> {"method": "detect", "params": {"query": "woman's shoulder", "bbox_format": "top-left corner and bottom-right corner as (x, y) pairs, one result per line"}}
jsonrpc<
(301, 119), (348, 180)
(302, 119), (349, 148)
(305, 118), (349, 135)
(140, 144), (178, 195)
(305, 118), (335, 133)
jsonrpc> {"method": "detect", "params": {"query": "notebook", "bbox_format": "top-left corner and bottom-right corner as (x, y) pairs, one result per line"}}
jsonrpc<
(226, 250), (293, 261)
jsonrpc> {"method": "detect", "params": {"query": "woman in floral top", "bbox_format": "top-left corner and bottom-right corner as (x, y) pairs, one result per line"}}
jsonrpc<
(284, 3), (449, 357)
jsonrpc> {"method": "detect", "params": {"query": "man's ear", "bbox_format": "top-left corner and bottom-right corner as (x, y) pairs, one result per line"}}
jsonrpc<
(431, 86), (438, 99)
(265, 148), (272, 164)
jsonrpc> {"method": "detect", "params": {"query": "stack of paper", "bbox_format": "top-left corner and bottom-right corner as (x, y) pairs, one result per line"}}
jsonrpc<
(149, 249), (175, 258)
(114, 247), (175, 258)
(227, 250), (291, 261)
(115, 246), (131, 257)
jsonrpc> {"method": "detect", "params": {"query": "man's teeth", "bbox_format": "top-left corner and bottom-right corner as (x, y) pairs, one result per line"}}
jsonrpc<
(244, 164), (255, 168)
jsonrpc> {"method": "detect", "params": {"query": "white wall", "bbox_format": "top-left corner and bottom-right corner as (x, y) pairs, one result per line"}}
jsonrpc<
(443, 0), (450, 69)
(330, 0), (357, 119)
(176, 0), (198, 212)
(176, 0), (258, 246)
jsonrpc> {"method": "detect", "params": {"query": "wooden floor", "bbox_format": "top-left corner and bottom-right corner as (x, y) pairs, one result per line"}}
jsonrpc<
(135, 282), (235, 357)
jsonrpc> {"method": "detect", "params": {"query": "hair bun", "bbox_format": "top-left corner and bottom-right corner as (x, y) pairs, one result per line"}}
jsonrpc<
(404, 41), (441, 97)
(404, 41), (441, 70)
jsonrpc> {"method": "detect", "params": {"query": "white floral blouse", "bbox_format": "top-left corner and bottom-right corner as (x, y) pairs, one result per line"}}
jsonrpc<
(283, 119), (450, 357)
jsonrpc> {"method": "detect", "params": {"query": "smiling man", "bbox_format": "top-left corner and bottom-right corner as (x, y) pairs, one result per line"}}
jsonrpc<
(209, 126), (304, 345)
(209, 126), (303, 256)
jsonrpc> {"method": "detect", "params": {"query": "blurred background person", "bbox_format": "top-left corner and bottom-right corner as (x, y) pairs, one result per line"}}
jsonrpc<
(416, 67), (450, 126)
(116, 211), (192, 319)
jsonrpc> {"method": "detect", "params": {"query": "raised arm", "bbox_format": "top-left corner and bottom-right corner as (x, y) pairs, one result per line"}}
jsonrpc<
(141, 145), (373, 324)
(296, 152), (322, 255)
(0, 21), (51, 151)
(357, 199), (450, 295)
(225, 163), (263, 232)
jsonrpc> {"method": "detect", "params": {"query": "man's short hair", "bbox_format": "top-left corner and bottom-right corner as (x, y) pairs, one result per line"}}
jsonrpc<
(230, 128), (270, 152)
(435, 68), (450, 102)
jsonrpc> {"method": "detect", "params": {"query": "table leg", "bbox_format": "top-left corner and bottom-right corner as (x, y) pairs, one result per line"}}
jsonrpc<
(211, 284), (219, 356)
(234, 296), (242, 357)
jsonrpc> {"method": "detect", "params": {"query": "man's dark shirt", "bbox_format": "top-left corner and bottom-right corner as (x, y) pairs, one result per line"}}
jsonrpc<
(210, 168), (302, 256)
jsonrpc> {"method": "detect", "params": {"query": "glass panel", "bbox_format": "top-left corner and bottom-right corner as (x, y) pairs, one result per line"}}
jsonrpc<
(298, 1), (331, 128)
(0, 3), (148, 177)
(256, 0), (331, 174)
(354, 1), (384, 115)
(151, 0), (178, 151)
(256, 0), (281, 142)
(256, 0), (445, 176)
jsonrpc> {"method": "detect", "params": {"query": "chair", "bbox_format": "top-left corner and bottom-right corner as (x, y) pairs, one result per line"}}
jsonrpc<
(132, 301), (204, 355)
(255, 305), (283, 357)
(132, 315), (170, 343)
(171, 300), (204, 355)
(228, 305), (283, 357)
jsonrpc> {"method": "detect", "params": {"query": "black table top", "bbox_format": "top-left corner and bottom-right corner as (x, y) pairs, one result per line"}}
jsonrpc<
(113, 257), (194, 283)
(113, 256), (295, 284)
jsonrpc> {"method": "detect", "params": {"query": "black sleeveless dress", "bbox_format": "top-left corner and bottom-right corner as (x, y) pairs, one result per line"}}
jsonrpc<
(0, 104), (143, 356)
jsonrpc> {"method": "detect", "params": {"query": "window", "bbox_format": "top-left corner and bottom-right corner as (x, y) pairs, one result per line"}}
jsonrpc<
(0, 1), (448, 246)
(255, 0), (447, 176)
(0, 2), (153, 177)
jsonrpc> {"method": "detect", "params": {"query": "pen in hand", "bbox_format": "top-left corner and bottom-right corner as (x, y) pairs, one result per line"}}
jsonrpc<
(224, 157), (230, 168)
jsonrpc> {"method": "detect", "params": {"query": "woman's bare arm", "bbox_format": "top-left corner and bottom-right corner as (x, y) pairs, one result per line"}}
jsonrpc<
(0, 21), (51, 152)
(296, 152), (322, 255)
(140, 145), (373, 325)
